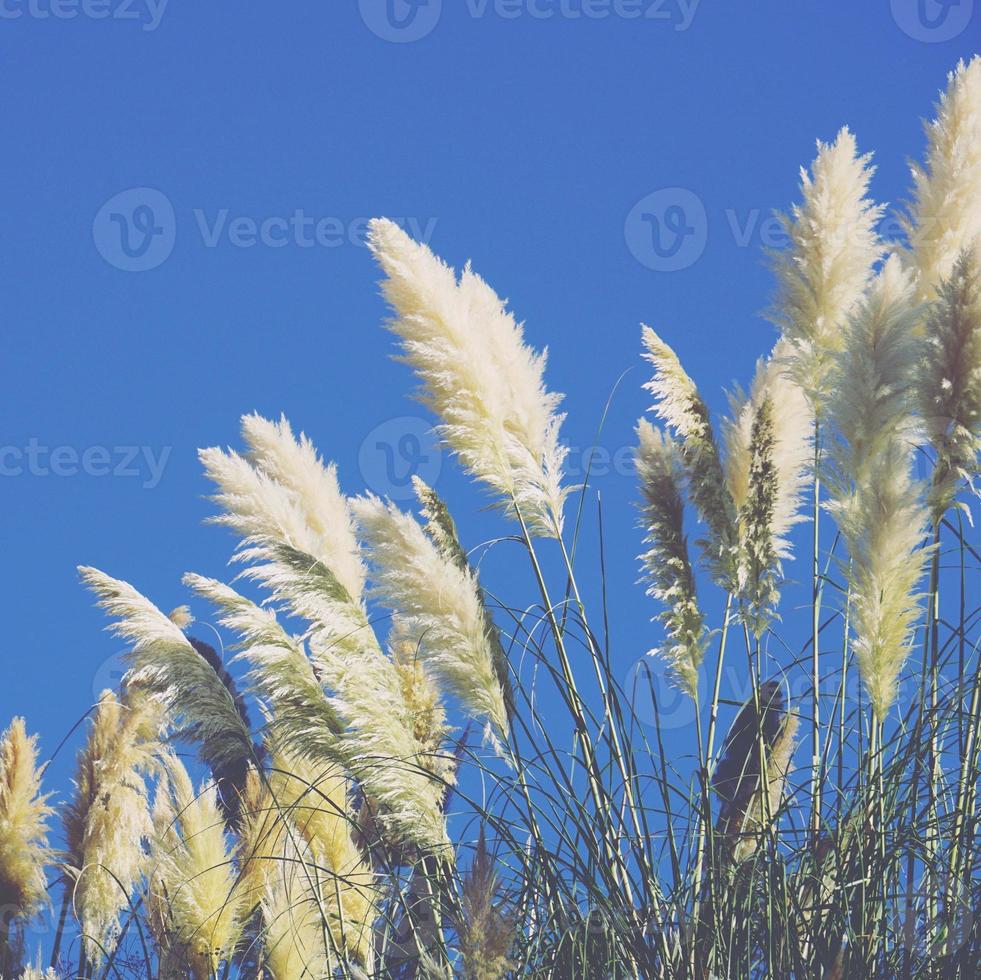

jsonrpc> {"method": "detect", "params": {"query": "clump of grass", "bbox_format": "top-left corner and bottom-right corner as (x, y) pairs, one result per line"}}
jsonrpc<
(0, 55), (978, 980)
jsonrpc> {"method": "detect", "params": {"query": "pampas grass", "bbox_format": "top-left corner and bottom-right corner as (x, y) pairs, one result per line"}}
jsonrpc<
(147, 755), (250, 979)
(903, 56), (981, 300)
(771, 127), (884, 410)
(635, 420), (706, 697)
(367, 218), (569, 538)
(63, 688), (161, 964)
(0, 719), (52, 939)
(352, 493), (510, 737)
(3, 60), (979, 980)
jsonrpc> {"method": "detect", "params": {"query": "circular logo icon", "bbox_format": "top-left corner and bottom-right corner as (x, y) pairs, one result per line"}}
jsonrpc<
(624, 656), (698, 731)
(625, 187), (708, 272)
(358, 415), (442, 500)
(91, 651), (129, 702)
(359, 0), (442, 42)
(93, 187), (176, 272)
(890, 0), (974, 41)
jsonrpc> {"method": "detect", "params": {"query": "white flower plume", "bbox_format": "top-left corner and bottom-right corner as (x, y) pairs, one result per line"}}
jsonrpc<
(636, 420), (706, 698)
(771, 126), (884, 409)
(351, 493), (509, 736)
(641, 326), (739, 588)
(903, 56), (981, 300)
(367, 218), (569, 537)
(826, 257), (930, 720)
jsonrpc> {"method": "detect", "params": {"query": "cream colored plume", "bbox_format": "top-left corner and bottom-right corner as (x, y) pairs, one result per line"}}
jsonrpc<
(826, 258), (931, 720)
(833, 444), (930, 720)
(0, 718), (53, 922)
(78, 567), (253, 775)
(199, 419), (450, 850)
(724, 340), (813, 561)
(63, 688), (162, 965)
(351, 493), (509, 736)
(903, 57), (981, 300)
(826, 256), (922, 487)
(771, 127), (883, 409)
(641, 327), (739, 588)
(147, 754), (250, 979)
(636, 420), (705, 698)
(267, 752), (376, 962)
(186, 572), (448, 853)
(917, 245), (981, 518)
(367, 218), (568, 537)
(200, 413), (365, 605)
(723, 343), (813, 635)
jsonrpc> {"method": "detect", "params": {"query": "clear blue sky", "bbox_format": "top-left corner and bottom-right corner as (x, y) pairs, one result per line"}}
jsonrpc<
(2, 1), (977, 857)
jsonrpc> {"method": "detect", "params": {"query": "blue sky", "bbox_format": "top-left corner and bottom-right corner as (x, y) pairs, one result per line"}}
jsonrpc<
(1, 0), (977, 876)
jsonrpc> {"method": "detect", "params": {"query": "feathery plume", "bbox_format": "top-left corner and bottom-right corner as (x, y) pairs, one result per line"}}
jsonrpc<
(736, 399), (780, 638)
(261, 852), (332, 979)
(771, 127), (884, 409)
(903, 57), (981, 299)
(636, 419), (706, 697)
(826, 259), (931, 719)
(642, 326), (739, 588)
(183, 575), (341, 759)
(724, 342), (813, 633)
(186, 572), (448, 853)
(453, 830), (515, 980)
(63, 688), (162, 964)
(352, 493), (510, 737)
(0, 719), (52, 922)
(713, 681), (796, 863)
(78, 567), (254, 781)
(833, 444), (930, 720)
(147, 755), (250, 980)
(825, 256), (923, 490)
(724, 340), (813, 561)
(413, 478), (513, 718)
(367, 218), (569, 537)
(917, 245), (981, 519)
(268, 752), (376, 962)
(239, 412), (367, 602)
